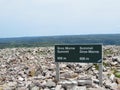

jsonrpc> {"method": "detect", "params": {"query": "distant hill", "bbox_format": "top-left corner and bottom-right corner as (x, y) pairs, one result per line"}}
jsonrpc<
(0, 34), (120, 48)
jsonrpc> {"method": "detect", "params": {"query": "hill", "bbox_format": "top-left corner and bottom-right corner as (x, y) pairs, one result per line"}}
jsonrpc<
(0, 34), (120, 48)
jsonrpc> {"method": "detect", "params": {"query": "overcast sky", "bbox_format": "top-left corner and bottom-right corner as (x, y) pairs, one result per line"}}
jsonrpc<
(0, 0), (120, 38)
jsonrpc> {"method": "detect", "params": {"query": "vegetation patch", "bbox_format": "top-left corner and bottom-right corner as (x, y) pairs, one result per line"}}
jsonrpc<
(114, 72), (120, 78)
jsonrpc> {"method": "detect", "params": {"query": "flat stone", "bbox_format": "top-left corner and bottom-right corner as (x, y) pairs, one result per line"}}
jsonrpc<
(104, 80), (112, 89)
(78, 79), (92, 86)
(88, 87), (107, 90)
(110, 83), (118, 90)
(93, 79), (99, 84)
(46, 79), (56, 88)
(59, 80), (74, 86)
(55, 85), (62, 90)
(44, 88), (50, 90)
(1, 84), (14, 90)
(7, 82), (17, 87)
(17, 87), (29, 90)
(31, 86), (39, 90)
(69, 80), (78, 85)
(110, 74), (115, 82)
(72, 86), (86, 90)
(18, 76), (24, 81)
(111, 62), (118, 66)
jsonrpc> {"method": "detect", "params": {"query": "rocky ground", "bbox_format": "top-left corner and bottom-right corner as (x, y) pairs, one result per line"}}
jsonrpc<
(0, 46), (120, 90)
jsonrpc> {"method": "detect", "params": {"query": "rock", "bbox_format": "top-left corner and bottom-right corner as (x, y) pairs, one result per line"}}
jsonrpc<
(117, 84), (120, 90)
(72, 86), (86, 90)
(1, 84), (14, 90)
(111, 62), (118, 66)
(41, 80), (47, 87)
(60, 64), (66, 68)
(93, 79), (99, 85)
(110, 74), (115, 82)
(110, 83), (118, 90)
(88, 87), (107, 90)
(60, 71), (78, 79)
(112, 56), (120, 63)
(0, 86), (3, 90)
(69, 80), (78, 85)
(46, 79), (56, 88)
(78, 79), (92, 86)
(18, 76), (24, 81)
(7, 82), (17, 87)
(17, 87), (29, 90)
(59, 80), (76, 89)
(44, 88), (50, 90)
(74, 67), (83, 73)
(116, 78), (120, 84)
(28, 67), (36, 77)
(55, 85), (62, 90)
(66, 64), (74, 69)
(104, 80), (112, 89)
(31, 86), (39, 90)
(112, 56), (118, 61)
(85, 64), (93, 71)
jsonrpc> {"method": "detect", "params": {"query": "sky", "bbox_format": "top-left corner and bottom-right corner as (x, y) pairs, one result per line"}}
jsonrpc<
(0, 0), (120, 38)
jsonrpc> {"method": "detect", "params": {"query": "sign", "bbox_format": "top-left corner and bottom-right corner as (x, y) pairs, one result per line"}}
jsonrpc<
(55, 44), (103, 87)
(55, 44), (102, 63)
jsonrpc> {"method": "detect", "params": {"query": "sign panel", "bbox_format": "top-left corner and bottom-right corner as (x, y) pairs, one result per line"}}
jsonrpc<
(55, 44), (102, 63)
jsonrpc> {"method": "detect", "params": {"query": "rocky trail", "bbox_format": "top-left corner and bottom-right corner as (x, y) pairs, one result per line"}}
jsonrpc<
(0, 46), (120, 90)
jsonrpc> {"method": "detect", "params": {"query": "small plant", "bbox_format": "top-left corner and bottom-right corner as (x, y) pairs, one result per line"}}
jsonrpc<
(114, 72), (120, 78)
(103, 62), (108, 67)
(111, 68), (120, 78)
(104, 49), (113, 56)
(94, 64), (99, 70)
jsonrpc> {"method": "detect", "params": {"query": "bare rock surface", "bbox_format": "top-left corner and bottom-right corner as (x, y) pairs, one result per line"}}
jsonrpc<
(0, 46), (120, 90)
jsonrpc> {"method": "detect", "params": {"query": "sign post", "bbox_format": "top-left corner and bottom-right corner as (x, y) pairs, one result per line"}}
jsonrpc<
(55, 44), (103, 86)
(99, 63), (103, 86)
(56, 62), (60, 81)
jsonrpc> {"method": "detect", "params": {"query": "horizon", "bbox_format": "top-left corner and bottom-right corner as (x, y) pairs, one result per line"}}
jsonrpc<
(0, 33), (120, 39)
(0, 0), (120, 38)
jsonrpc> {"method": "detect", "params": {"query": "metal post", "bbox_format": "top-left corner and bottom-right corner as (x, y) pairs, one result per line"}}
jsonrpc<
(99, 63), (103, 87)
(56, 62), (60, 81)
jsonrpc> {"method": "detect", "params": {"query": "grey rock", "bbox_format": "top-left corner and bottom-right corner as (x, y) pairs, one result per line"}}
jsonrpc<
(44, 87), (50, 90)
(78, 79), (92, 86)
(110, 74), (115, 82)
(17, 87), (29, 90)
(93, 79), (99, 85)
(7, 82), (17, 87)
(104, 80), (112, 89)
(110, 83), (118, 90)
(72, 86), (86, 90)
(18, 76), (24, 81)
(46, 79), (56, 88)
(88, 87), (107, 90)
(31, 86), (39, 90)
(55, 85), (62, 90)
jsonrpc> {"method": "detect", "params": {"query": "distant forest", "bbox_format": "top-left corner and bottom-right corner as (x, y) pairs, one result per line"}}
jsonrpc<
(0, 34), (120, 48)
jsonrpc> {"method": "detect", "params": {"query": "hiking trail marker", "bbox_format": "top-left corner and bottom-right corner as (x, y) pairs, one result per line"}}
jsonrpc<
(55, 44), (103, 86)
